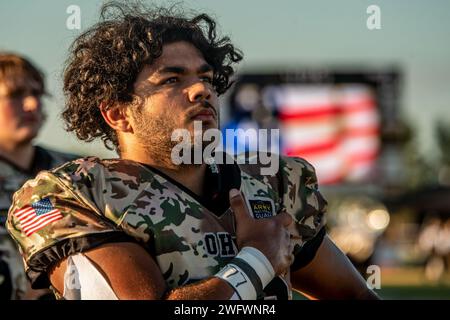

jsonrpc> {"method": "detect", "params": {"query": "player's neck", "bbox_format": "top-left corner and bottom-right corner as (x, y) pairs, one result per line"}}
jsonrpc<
(0, 141), (35, 171)
(120, 141), (208, 196)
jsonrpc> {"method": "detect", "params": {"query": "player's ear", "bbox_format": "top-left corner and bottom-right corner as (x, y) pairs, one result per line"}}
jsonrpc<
(99, 101), (133, 134)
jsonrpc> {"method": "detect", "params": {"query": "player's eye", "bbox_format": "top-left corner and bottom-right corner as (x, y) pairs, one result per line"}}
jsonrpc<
(201, 76), (213, 84)
(161, 77), (178, 85)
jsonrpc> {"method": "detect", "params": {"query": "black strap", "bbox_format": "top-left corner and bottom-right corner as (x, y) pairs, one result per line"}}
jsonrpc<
(230, 257), (264, 300)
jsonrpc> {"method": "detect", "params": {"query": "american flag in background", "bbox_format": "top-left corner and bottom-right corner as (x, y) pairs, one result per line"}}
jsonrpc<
(275, 84), (380, 185)
(14, 197), (63, 236)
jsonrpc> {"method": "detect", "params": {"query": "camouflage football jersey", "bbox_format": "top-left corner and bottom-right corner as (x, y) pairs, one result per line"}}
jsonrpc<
(7, 154), (327, 299)
(0, 146), (78, 299)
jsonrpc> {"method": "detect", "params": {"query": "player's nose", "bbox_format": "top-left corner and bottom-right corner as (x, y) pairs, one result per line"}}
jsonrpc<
(187, 81), (212, 103)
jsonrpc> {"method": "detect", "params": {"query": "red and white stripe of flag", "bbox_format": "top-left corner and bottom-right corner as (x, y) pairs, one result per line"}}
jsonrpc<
(276, 84), (379, 184)
(14, 205), (63, 236)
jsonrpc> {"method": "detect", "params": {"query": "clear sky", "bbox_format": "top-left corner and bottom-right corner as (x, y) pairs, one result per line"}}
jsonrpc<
(1, 0), (449, 159)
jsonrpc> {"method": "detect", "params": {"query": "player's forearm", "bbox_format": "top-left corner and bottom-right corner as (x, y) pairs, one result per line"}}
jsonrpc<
(165, 277), (236, 300)
(166, 246), (276, 300)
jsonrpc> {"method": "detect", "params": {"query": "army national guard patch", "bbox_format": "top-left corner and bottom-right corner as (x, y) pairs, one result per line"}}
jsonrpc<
(247, 198), (275, 219)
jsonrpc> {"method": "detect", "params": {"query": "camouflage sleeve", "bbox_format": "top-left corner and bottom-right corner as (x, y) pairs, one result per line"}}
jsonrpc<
(279, 156), (328, 256)
(6, 170), (132, 289)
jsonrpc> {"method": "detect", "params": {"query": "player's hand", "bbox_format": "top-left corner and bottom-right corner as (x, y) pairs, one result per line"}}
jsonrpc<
(229, 188), (294, 275)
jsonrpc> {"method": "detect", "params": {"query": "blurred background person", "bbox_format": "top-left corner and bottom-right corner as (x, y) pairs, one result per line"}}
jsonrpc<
(0, 53), (78, 299)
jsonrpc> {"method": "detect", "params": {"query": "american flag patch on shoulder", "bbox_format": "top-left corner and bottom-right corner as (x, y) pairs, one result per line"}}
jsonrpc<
(14, 197), (63, 236)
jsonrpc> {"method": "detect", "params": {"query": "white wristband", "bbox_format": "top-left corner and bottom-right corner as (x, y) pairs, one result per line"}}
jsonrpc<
(215, 263), (258, 300)
(237, 247), (275, 288)
(214, 246), (275, 300)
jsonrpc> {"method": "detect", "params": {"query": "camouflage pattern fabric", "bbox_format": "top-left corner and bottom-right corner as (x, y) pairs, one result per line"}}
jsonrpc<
(0, 146), (78, 299)
(7, 154), (327, 299)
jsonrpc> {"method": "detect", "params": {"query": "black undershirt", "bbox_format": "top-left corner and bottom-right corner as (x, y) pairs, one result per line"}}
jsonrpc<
(142, 163), (241, 217)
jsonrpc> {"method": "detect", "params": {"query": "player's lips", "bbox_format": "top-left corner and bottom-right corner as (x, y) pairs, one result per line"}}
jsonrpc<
(191, 109), (215, 121)
(188, 102), (217, 122)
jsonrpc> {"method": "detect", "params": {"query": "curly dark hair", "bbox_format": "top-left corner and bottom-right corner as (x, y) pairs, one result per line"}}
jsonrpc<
(62, 1), (243, 151)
